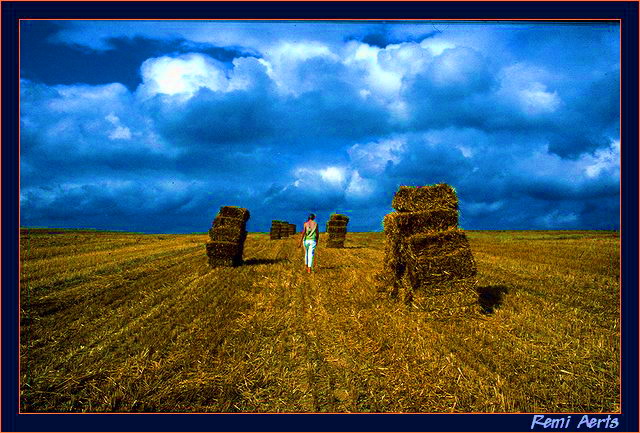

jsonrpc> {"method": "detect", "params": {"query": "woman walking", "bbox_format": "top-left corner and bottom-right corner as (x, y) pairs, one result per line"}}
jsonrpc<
(299, 214), (319, 273)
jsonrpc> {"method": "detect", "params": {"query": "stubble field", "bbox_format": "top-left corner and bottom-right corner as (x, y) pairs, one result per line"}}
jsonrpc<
(20, 229), (620, 413)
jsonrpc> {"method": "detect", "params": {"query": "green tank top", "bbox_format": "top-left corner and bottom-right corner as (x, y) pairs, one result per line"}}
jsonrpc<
(303, 224), (318, 241)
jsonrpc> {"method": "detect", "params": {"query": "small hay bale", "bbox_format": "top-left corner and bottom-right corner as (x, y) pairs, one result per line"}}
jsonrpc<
(326, 213), (349, 248)
(270, 220), (283, 240)
(278, 221), (290, 238)
(391, 184), (458, 212)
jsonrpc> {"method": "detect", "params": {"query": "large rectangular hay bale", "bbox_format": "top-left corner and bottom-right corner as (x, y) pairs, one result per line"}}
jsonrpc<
(206, 240), (243, 258)
(329, 214), (350, 223)
(214, 216), (246, 229)
(391, 184), (458, 212)
(327, 227), (348, 235)
(327, 221), (348, 229)
(329, 233), (347, 241)
(405, 228), (472, 257)
(209, 226), (247, 243)
(383, 209), (458, 239)
(218, 206), (250, 222)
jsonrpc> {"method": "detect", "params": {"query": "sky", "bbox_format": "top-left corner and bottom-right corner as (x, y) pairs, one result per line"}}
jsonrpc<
(19, 20), (620, 233)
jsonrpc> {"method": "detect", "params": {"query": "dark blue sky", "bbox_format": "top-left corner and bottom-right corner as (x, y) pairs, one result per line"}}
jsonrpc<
(20, 20), (620, 233)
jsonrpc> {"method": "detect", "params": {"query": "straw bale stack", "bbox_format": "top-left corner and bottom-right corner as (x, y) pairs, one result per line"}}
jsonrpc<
(289, 223), (296, 236)
(326, 214), (349, 248)
(279, 221), (290, 238)
(380, 184), (478, 315)
(206, 206), (250, 267)
(270, 220), (283, 240)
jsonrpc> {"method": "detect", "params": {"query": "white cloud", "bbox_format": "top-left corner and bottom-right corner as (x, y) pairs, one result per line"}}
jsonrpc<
(138, 53), (228, 99)
(48, 83), (130, 113)
(105, 113), (131, 140)
(583, 139), (620, 178)
(262, 41), (339, 95)
(518, 82), (561, 114)
(348, 137), (405, 175)
(319, 166), (346, 185)
(345, 170), (375, 198)
(497, 63), (562, 115)
(420, 38), (456, 56)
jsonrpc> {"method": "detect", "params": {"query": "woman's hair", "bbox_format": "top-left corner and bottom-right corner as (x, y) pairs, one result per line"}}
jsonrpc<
(308, 213), (316, 220)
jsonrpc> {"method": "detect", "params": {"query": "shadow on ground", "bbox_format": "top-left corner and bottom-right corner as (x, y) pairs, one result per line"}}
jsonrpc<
(476, 285), (510, 314)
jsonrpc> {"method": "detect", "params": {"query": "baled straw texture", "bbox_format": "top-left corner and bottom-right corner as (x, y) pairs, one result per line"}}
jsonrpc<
(208, 225), (247, 243)
(270, 220), (283, 240)
(326, 214), (349, 248)
(380, 184), (478, 313)
(207, 206), (249, 267)
(329, 214), (350, 223)
(218, 206), (250, 222)
(391, 184), (458, 212)
(383, 209), (458, 239)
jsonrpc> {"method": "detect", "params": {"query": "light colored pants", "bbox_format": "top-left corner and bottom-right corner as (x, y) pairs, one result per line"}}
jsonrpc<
(303, 239), (317, 268)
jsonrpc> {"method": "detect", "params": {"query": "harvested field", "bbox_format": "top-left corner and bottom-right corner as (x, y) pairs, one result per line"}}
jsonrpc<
(20, 229), (620, 413)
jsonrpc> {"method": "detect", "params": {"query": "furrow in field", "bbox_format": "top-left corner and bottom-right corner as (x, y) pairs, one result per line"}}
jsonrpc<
(21, 239), (206, 291)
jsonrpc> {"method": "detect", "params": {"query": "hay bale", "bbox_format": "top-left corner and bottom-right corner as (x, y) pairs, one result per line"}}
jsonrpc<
(380, 184), (477, 314)
(326, 213), (349, 248)
(391, 184), (458, 212)
(208, 225), (247, 243)
(213, 216), (246, 229)
(207, 206), (249, 267)
(206, 241), (243, 266)
(329, 214), (350, 223)
(383, 209), (458, 239)
(327, 226), (347, 234)
(279, 221), (290, 237)
(327, 221), (348, 229)
(218, 206), (250, 222)
(270, 220), (283, 240)
(289, 224), (296, 236)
